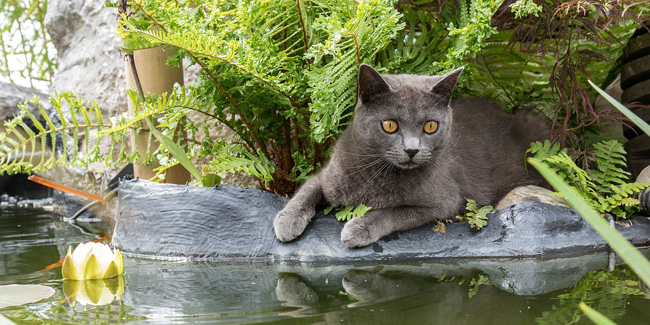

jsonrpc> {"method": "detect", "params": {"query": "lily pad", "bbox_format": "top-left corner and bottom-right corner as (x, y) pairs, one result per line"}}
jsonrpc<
(0, 285), (55, 308)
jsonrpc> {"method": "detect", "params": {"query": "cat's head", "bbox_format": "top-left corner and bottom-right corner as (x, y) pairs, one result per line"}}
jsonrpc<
(352, 64), (463, 170)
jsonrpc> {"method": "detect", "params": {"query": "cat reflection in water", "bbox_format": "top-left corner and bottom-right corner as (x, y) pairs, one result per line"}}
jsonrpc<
(274, 64), (548, 248)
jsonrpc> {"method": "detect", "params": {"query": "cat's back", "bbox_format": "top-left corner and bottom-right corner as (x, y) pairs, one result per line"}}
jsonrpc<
(447, 97), (549, 204)
(451, 97), (547, 140)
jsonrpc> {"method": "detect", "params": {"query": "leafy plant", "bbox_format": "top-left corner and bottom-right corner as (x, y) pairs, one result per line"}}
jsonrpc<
(455, 198), (493, 231)
(2, 0), (647, 197)
(324, 204), (372, 222)
(0, 92), (129, 175)
(492, 0), (649, 151)
(529, 158), (650, 286)
(0, 87), (207, 176)
(527, 140), (649, 219)
(111, 0), (406, 194)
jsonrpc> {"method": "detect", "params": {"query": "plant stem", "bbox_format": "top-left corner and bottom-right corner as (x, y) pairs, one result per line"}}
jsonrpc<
(189, 54), (273, 162)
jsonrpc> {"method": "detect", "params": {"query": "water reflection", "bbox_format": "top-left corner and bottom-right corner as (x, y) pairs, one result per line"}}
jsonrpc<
(62, 276), (125, 306)
(2, 208), (650, 324)
(118, 251), (650, 324)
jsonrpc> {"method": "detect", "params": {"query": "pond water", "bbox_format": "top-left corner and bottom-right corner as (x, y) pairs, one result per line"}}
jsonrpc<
(1, 207), (650, 324)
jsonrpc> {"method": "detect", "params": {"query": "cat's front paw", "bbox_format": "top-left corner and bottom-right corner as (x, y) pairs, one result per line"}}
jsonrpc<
(274, 209), (310, 242)
(341, 218), (377, 248)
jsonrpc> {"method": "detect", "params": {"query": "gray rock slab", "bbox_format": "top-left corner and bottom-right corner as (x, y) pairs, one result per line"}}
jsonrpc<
(0, 82), (49, 121)
(112, 179), (650, 262)
(45, 0), (126, 118)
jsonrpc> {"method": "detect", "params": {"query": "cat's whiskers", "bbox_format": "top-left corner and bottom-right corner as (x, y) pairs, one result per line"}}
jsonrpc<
(348, 160), (387, 202)
(358, 159), (393, 196)
(346, 158), (388, 177)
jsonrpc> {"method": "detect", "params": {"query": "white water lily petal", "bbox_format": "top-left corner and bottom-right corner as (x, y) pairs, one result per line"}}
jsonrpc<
(62, 242), (125, 280)
(0, 285), (55, 308)
(94, 242), (115, 272)
(71, 242), (94, 270)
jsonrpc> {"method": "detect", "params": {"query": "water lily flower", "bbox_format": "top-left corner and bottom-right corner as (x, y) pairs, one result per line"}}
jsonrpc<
(62, 242), (124, 280)
(63, 277), (125, 306)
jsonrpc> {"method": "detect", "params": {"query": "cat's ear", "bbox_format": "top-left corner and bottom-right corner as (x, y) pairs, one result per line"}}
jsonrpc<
(358, 64), (391, 103)
(429, 66), (464, 106)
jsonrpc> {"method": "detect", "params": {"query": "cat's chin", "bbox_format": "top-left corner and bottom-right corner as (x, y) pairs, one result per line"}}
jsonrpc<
(394, 161), (422, 170)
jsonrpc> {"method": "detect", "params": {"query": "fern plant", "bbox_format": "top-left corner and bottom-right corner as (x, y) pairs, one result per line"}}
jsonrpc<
(324, 204), (372, 222)
(0, 92), (131, 175)
(455, 198), (493, 231)
(3, 0), (644, 198)
(527, 140), (650, 219)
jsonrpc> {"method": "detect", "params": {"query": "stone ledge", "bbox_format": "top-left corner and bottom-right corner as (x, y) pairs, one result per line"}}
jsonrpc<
(112, 179), (650, 262)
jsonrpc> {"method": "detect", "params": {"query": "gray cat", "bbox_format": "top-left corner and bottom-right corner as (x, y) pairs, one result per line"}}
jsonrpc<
(274, 64), (548, 248)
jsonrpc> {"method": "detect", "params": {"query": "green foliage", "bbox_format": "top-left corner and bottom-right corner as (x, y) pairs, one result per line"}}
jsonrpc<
(0, 0), (56, 88)
(114, 0), (405, 193)
(527, 140), (649, 219)
(455, 198), (493, 231)
(0, 92), (129, 175)
(378, 0), (505, 76)
(530, 158), (650, 287)
(526, 140), (563, 163)
(202, 142), (276, 186)
(509, 0), (542, 19)
(537, 268), (643, 324)
(0, 89), (209, 182)
(324, 204), (371, 222)
(579, 303), (617, 325)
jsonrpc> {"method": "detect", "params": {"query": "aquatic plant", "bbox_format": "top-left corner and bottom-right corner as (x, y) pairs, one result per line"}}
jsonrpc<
(62, 242), (125, 280)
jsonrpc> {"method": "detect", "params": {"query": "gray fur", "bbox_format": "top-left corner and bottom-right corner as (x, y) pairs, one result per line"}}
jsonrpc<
(274, 64), (549, 247)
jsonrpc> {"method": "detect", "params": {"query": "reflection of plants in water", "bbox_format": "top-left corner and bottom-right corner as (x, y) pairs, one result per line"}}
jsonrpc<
(458, 274), (491, 298)
(4, 299), (143, 324)
(2, 277), (142, 324)
(536, 268), (643, 324)
(336, 290), (364, 303)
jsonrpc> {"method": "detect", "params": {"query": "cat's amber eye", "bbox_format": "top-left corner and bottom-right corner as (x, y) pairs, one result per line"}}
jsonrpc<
(423, 120), (439, 134)
(381, 120), (399, 133)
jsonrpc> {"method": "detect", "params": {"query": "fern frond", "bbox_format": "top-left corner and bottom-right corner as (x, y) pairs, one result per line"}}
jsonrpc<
(526, 140), (564, 162)
(591, 140), (631, 192)
(377, 9), (446, 74)
(0, 92), (133, 175)
(325, 204), (371, 222)
(204, 142), (276, 186)
(305, 0), (403, 142)
(544, 151), (596, 197)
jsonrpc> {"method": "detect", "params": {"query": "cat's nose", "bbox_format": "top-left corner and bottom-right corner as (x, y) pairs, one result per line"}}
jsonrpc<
(404, 149), (419, 159)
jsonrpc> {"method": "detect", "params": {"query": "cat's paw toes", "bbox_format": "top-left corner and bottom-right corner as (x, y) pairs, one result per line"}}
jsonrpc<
(341, 219), (376, 248)
(274, 211), (309, 242)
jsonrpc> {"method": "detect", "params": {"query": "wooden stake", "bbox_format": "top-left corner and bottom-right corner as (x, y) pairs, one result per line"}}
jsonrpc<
(125, 46), (191, 184)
